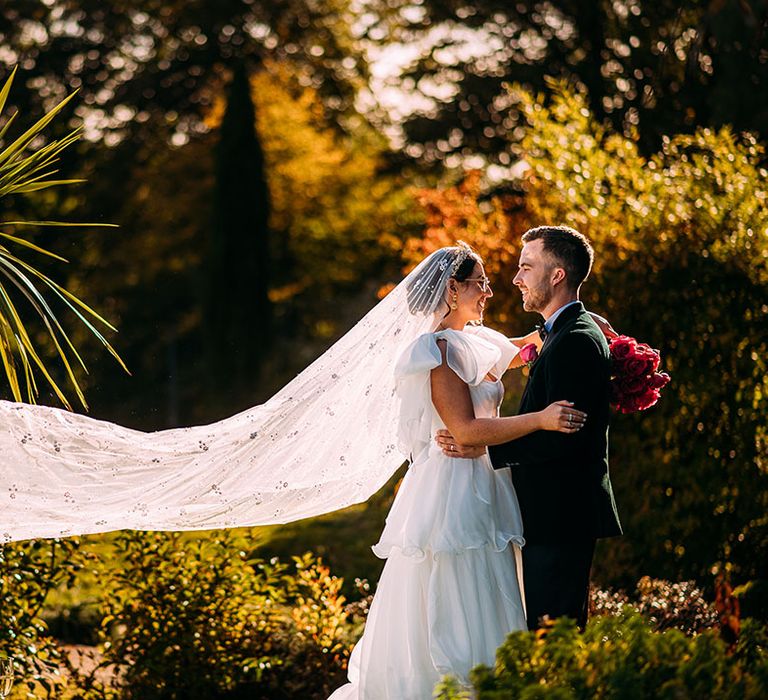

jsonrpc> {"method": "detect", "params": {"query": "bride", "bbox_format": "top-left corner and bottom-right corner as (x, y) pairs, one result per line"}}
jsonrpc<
(328, 243), (585, 699)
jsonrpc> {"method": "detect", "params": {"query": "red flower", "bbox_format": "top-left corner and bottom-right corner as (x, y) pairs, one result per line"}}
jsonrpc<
(520, 343), (539, 365)
(610, 335), (637, 360)
(619, 375), (646, 394)
(636, 343), (661, 372)
(624, 356), (653, 378)
(609, 335), (670, 414)
(649, 372), (671, 389)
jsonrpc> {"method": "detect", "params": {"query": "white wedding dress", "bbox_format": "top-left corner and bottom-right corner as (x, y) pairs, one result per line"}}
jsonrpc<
(329, 325), (527, 700)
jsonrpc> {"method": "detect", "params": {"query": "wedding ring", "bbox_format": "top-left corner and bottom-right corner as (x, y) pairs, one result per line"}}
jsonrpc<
(450, 444), (455, 452)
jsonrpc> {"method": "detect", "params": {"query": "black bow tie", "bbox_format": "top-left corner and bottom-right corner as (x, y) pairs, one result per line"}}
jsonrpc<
(535, 322), (549, 341)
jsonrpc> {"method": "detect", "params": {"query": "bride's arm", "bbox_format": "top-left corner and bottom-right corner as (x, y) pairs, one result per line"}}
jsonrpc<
(430, 340), (585, 446)
(509, 328), (541, 349)
(506, 328), (542, 369)
(589, 312), (619, 339)
(505, 313), (617, 369)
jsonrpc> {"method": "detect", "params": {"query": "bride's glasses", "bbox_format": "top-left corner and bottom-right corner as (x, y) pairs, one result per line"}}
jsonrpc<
(0, 659), (14, 699)
(464, 276), (492, 294)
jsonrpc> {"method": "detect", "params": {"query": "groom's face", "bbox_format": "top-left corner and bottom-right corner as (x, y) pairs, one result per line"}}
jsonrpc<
(513, 239), (555, 313)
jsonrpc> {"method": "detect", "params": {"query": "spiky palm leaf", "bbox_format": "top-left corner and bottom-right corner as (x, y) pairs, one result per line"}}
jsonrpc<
(0, 67), (127, 410)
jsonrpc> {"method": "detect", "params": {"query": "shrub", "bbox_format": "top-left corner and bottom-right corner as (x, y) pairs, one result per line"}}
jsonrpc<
(68, 531), (352, 700)
(591, 576), (719, 634)
(0, 537), (83, 698)
(435, 609), (768, 699)
(734, 580), (768, 623)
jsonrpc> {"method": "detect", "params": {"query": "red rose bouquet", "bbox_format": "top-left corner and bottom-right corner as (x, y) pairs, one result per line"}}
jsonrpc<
(609, 335), (670, 413)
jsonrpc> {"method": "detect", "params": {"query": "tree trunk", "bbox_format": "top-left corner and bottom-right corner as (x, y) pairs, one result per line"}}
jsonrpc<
(207, 61), (272, 402)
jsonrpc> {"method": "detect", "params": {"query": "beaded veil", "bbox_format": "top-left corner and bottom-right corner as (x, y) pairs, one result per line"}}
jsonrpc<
(0, 246), (474, 542)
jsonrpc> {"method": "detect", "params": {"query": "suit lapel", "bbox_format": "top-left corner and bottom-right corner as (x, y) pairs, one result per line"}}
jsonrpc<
(538, 302), (584, 358)
(518, 302), (585, 412)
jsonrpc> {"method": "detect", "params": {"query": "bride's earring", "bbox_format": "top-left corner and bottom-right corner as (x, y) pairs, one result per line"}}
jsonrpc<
(450, 293), (458, 310)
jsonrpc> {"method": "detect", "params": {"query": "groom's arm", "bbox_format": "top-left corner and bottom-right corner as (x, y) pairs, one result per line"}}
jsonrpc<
(488, 331), (608, 468)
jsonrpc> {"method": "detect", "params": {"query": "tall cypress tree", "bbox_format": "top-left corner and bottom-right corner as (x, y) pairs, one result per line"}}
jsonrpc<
(208, 62), (271, 400)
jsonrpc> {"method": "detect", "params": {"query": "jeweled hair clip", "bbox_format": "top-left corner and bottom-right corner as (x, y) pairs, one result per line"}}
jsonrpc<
(449, 240), (474, 276)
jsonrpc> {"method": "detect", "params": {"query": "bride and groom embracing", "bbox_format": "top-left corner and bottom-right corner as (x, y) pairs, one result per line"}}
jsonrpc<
(330, 225), (623, 699)
(0, 223), (620, 698)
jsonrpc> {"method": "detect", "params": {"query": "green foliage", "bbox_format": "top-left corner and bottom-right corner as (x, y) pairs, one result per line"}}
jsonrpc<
(591, 577), (719, 635)
(68, 532), (351, 700)
(735, 580), (768, 623)
(435, 610), (768, 700)
(378, 1), (768, 162)
(0, 1), (367, 146)
(0, 537), (83, 698)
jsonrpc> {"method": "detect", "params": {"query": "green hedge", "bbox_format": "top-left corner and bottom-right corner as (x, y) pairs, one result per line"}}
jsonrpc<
(436, 610), (768, 700)
(0, 538), (83, 697)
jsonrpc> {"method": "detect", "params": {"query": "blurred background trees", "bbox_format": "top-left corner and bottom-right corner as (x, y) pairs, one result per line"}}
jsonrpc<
(364, 0), (768, 165)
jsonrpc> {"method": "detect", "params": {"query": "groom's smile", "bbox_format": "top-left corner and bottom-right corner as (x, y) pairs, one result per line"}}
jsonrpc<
(514, 239), (557, 314)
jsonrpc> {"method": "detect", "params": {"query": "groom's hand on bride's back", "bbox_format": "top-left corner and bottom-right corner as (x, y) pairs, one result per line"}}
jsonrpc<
(435, 429), (487, 459)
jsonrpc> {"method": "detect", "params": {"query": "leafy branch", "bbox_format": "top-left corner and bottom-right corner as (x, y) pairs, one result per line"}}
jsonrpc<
(0, 67), (127, 409)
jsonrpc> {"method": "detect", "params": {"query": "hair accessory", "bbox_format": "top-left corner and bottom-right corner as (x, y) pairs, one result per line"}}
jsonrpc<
(449, 240), (473, 276)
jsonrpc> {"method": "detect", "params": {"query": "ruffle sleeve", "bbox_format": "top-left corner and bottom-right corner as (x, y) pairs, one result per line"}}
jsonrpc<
(465, 325), (519, 380)
(393, 328), (517, 460)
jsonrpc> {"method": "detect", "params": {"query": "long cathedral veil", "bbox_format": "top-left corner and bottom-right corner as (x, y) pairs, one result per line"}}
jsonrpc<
(0, 246), (473, 543)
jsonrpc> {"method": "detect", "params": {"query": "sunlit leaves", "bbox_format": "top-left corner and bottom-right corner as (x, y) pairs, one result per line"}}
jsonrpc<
(436, 611), (768, 699)
(67, 532), (351, 699)
(0, 68), (126, 409)
(0, 537), (84, 696)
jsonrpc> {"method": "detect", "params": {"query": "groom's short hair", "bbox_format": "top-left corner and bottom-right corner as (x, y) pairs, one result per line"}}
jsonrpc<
(522, 225), (594, 290)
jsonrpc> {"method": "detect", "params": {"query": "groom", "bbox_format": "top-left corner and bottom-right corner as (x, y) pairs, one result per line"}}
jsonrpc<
(440, 226), (622, 630)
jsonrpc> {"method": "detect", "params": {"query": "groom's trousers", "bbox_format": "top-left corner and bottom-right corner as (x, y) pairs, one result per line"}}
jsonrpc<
(522, 539), (595, 631)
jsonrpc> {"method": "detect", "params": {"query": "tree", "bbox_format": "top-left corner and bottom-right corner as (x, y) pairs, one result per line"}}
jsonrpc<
(207, 62), (272, 397)
(0, 0), (366, 144)
(364, 0), (768, 164)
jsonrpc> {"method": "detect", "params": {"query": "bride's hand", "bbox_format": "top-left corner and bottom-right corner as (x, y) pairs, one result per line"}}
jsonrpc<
(589, 312), (619, 340)
(539, 401), (587, 433)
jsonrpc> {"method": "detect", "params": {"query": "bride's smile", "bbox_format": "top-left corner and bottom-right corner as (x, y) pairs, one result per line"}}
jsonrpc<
(442, 260), (494, 329)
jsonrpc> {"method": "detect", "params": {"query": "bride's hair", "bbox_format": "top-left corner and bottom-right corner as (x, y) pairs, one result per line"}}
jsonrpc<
(406, 244), (482, 315)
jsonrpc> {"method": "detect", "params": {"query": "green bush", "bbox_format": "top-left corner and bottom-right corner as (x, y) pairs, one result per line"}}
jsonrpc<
(435, 610), (768, 700)
(591, 577), (719, 634)
(734, 580), (768, 623)
(68, 531), (354, 700)
(0, 537), (83, 698)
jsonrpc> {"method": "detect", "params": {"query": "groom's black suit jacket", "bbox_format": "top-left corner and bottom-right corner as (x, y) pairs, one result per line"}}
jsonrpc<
(489, 302), (622, 544)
